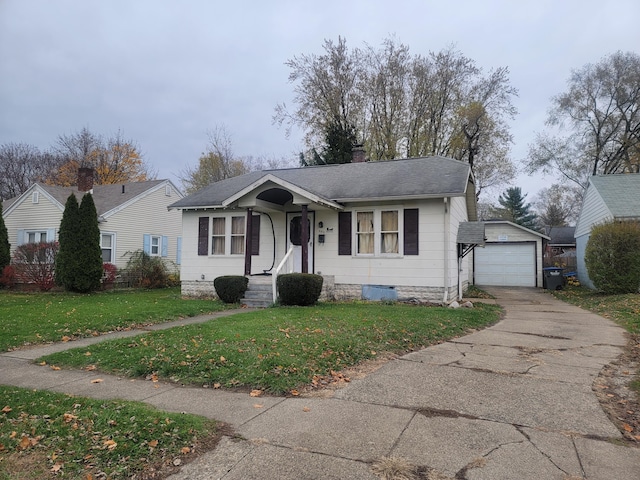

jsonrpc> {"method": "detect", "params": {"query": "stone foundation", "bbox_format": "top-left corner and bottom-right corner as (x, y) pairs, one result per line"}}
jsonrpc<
(182, 277), (462, 305)
(181, 280), (217, 298)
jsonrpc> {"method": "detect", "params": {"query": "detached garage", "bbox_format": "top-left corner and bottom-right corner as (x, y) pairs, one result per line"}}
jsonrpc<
(473, 221), (549, 287)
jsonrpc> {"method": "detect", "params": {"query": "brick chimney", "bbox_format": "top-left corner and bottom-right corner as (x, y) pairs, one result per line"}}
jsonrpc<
(352, 144), (366, 163)
(78, 167), (95, 192)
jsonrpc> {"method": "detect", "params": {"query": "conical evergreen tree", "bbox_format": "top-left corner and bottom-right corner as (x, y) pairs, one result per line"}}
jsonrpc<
(0, 204), (10, 271)
(56, 193), (80, 289)
(494, 187), (538, 231)
(74, 193), (103, 293)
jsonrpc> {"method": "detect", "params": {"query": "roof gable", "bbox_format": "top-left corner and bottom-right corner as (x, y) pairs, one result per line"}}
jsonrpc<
(170, 156), (473, 210)
(3, 180), (182, 218)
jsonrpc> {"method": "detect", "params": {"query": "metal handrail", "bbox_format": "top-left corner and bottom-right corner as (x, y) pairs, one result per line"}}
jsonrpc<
(273, 245), (294, 302)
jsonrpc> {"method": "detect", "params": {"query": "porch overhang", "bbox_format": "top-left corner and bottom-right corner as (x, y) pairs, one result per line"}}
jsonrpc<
(457, 221), (486, 258)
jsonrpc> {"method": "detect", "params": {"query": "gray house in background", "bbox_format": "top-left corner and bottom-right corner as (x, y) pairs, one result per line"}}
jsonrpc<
(574, 174), (640, 289)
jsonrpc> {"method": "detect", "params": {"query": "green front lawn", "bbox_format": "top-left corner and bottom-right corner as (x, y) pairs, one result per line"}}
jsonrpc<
(0, 287), (233, 352)
(0, 386), (217, 480)
(552, 286), (640, 334)
(39, 302), (502, 395)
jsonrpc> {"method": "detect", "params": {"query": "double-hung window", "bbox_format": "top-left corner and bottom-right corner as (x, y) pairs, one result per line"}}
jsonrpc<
(211, 216), (245, 255)
(355, 208), (401, 256)
(211, 218), (226, 255)
(150, 235), (161, 256)
(230, 216), (245, 255)
(101, 233), (115, 263)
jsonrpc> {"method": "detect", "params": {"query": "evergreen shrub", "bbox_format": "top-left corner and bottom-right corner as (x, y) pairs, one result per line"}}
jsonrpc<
(585, 220), (640, 294)
(214, 276), (248, 303)
(277, 273), (323, 306)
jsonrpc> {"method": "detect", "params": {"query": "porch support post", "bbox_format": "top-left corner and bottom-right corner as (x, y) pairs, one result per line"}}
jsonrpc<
(244, 208), (253, 276)
(301, 205), (309, 273)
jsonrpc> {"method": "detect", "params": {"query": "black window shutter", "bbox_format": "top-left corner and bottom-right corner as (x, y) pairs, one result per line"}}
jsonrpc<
(404, 208), (419, 255)
(198, 217), (209, 256)
(251, 214), (260, 256)
(338, 211), (352, 255)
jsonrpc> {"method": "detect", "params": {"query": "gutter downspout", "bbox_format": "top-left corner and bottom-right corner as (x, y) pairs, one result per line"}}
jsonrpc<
(443, 197), (449, 304)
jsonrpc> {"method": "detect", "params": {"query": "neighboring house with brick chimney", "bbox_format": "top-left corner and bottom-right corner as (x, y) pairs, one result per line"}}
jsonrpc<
(170, 156), (483, 305)
(2, 169), (184, 270)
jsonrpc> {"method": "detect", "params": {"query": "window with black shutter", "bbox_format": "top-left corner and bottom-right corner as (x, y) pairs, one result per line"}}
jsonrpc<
(251, 214), (260, 255)
(338, 211), (352, 255)
(403, 208), (419, 255)
(198, 217), (209, 256)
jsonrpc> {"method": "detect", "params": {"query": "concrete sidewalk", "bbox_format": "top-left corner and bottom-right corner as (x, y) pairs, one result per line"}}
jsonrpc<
(1, 288), (639, 479)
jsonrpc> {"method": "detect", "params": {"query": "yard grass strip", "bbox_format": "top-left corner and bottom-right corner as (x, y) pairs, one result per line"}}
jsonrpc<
(552, 286), (640, 334)
(0, 287), (232, 352)
(0, 386), (217, 480)
(39, 302), (502, 395)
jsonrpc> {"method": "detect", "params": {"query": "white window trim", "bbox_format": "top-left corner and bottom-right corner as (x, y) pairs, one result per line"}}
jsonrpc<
(32, 191), (39, 204)
(353, 207), (403, 258)
(209, 214), (246, 256)
(26, 230), (48, 244)
(100, 232), (116, 264)
(150, 235), (161, 256)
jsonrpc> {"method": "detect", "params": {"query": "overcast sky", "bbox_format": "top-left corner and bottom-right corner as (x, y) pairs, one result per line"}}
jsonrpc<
(1, 0), (638, 202)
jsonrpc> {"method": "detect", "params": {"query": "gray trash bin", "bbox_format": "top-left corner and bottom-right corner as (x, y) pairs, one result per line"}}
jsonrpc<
(543, 267), (564, 290)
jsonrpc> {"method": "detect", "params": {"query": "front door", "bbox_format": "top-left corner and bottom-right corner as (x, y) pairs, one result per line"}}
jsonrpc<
(287, 212), (314, 273)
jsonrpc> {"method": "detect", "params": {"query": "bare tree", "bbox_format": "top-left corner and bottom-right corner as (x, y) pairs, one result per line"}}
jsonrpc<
(532, 184), (583, 227)
(0, 143), (60, 200)
(275, 37), (518, 196)
(179, 126), (249, 194)
(274, 36), (366, 148)
(526, 51), (640, 184)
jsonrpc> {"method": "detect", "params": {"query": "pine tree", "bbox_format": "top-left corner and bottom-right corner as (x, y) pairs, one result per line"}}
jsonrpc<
(74, 193), (103, 292)
(56, 193), (80, 289)
(0, 204), (10, 271)
(494, 187), (538, 230)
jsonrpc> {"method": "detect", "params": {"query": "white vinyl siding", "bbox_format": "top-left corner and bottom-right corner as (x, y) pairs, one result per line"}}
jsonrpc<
(575, 186), (611, 237)
(103, 182), (183, 268)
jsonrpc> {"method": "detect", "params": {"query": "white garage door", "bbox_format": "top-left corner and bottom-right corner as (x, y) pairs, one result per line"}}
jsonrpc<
(475, 243), (536, 287)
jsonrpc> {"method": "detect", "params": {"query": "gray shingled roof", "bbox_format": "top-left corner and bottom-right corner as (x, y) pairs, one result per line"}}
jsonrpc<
(545, 226), (576, 245)
(457, 221), (486, 245)
(590, 174), (640, 218)
(4, 180), (168, 217)
(171, 156), (472, 209)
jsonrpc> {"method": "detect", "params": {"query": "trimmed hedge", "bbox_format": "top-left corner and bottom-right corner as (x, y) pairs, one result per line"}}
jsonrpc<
(214, 275), (248, 303)
(277, 273), (323, 306)
(585, 220), (640, 294)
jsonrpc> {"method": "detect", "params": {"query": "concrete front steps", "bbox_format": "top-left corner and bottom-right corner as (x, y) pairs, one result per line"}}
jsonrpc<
(241, 275), (274, 308)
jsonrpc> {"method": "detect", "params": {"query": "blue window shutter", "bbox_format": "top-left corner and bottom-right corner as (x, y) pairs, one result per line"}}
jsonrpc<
(46, 229), (56, 242)
(17, 230), (25, 245)
(176, 237), (182, 265)
(143, 234), (151, 254)
(161, 236), (168, 257)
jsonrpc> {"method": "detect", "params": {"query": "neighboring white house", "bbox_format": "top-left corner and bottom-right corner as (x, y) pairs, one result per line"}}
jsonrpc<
(574, 174), (640, 289)
(170, 156), (480, 304)
(473, 221), (549, 288)
(2, 170), (184, 270)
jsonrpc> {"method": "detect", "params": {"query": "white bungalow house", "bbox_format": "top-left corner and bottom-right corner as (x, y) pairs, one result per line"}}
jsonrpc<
(574, 174), (640, 289)
(2, 168), (184, 270)
(169, 156), (482, 305)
